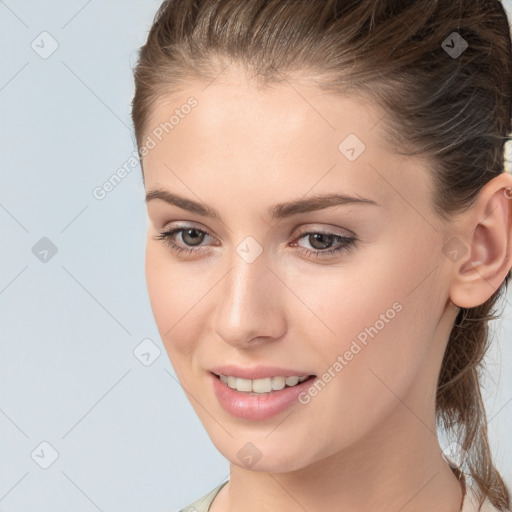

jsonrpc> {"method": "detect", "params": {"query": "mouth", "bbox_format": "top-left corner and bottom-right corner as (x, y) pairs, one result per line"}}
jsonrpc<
(211, 371), (317, 395)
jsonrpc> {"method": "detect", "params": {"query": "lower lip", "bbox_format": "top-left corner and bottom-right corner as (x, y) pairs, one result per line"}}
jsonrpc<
(210, 372), (316, 421)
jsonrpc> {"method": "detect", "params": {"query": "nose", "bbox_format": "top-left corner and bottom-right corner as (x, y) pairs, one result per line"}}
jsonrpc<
(213, 246), (287, 348)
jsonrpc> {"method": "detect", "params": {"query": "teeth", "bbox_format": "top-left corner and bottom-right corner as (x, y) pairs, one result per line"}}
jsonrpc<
(219, 374), (310, 394)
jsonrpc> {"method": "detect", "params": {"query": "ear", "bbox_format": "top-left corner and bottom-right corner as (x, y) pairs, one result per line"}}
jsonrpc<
(448, 172), (512, 309)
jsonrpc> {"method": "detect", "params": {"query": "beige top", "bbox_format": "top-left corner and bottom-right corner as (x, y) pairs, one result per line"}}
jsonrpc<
(177, 480), (503, 512)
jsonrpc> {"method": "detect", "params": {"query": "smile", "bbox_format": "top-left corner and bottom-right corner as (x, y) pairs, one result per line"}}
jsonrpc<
(216, 373), (311, 394)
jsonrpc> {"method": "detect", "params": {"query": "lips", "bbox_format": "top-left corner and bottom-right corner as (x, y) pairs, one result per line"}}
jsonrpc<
(209, 364), (316, 380)
(210, 371), (317, 420)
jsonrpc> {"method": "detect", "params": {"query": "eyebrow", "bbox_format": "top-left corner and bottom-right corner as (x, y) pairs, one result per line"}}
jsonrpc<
(145, 188), (379, 220)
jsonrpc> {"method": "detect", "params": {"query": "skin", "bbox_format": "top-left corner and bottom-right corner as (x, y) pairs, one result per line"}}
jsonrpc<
(141, 66), (512, 512)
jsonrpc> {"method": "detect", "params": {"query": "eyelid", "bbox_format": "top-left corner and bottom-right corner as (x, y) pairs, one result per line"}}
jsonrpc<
(292, 224), (355, 239)
(162, 221), (215, 236)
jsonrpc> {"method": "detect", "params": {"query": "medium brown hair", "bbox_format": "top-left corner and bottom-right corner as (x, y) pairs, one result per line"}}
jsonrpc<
(130, 1), (512, 509)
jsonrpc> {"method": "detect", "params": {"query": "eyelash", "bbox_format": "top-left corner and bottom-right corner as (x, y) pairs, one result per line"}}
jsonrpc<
(155, 225), (356, 259)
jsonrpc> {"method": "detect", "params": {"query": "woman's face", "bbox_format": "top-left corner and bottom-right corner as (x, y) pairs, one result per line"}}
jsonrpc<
(142, 70), (459, 472)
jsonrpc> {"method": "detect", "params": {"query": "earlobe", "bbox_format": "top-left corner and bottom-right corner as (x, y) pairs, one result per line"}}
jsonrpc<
(448, 173), (512, 309)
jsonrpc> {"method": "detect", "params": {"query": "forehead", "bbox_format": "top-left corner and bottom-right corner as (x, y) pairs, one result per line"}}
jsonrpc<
(142, 74), (435, 217)
(145, 74), (387, 149)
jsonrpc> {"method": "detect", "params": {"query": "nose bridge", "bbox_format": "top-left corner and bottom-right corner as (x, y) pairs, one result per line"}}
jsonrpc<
(213, 240), (285, 344)
(221, 244), (272, 321)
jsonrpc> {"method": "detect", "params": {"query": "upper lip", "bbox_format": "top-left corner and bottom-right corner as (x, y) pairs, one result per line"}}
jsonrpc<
(210, 364), (316, 380)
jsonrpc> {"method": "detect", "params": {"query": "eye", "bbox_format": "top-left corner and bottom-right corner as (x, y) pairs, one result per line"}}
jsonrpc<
(291, 229), (356, 259)
(154, 225), (356, 260)
(154, 226), (214, 256)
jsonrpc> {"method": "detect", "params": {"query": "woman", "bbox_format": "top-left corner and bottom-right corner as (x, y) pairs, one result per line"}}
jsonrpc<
(130, 1), (512, 511)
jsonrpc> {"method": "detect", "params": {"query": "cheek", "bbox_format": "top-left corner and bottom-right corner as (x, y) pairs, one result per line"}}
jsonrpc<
(293, 256), (440, 433)
(144, 243), (198, 362)
(145, 243), (171, 332)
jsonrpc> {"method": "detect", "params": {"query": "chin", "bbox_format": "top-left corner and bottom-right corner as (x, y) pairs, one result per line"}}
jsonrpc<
(207, 433), (317, 473)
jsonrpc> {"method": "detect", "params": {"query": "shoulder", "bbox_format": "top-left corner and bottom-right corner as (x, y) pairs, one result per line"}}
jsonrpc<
(176, 480), (228, 512)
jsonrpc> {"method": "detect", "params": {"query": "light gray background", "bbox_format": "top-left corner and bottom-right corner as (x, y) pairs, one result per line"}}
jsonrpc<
(0, 1), (511, 511)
